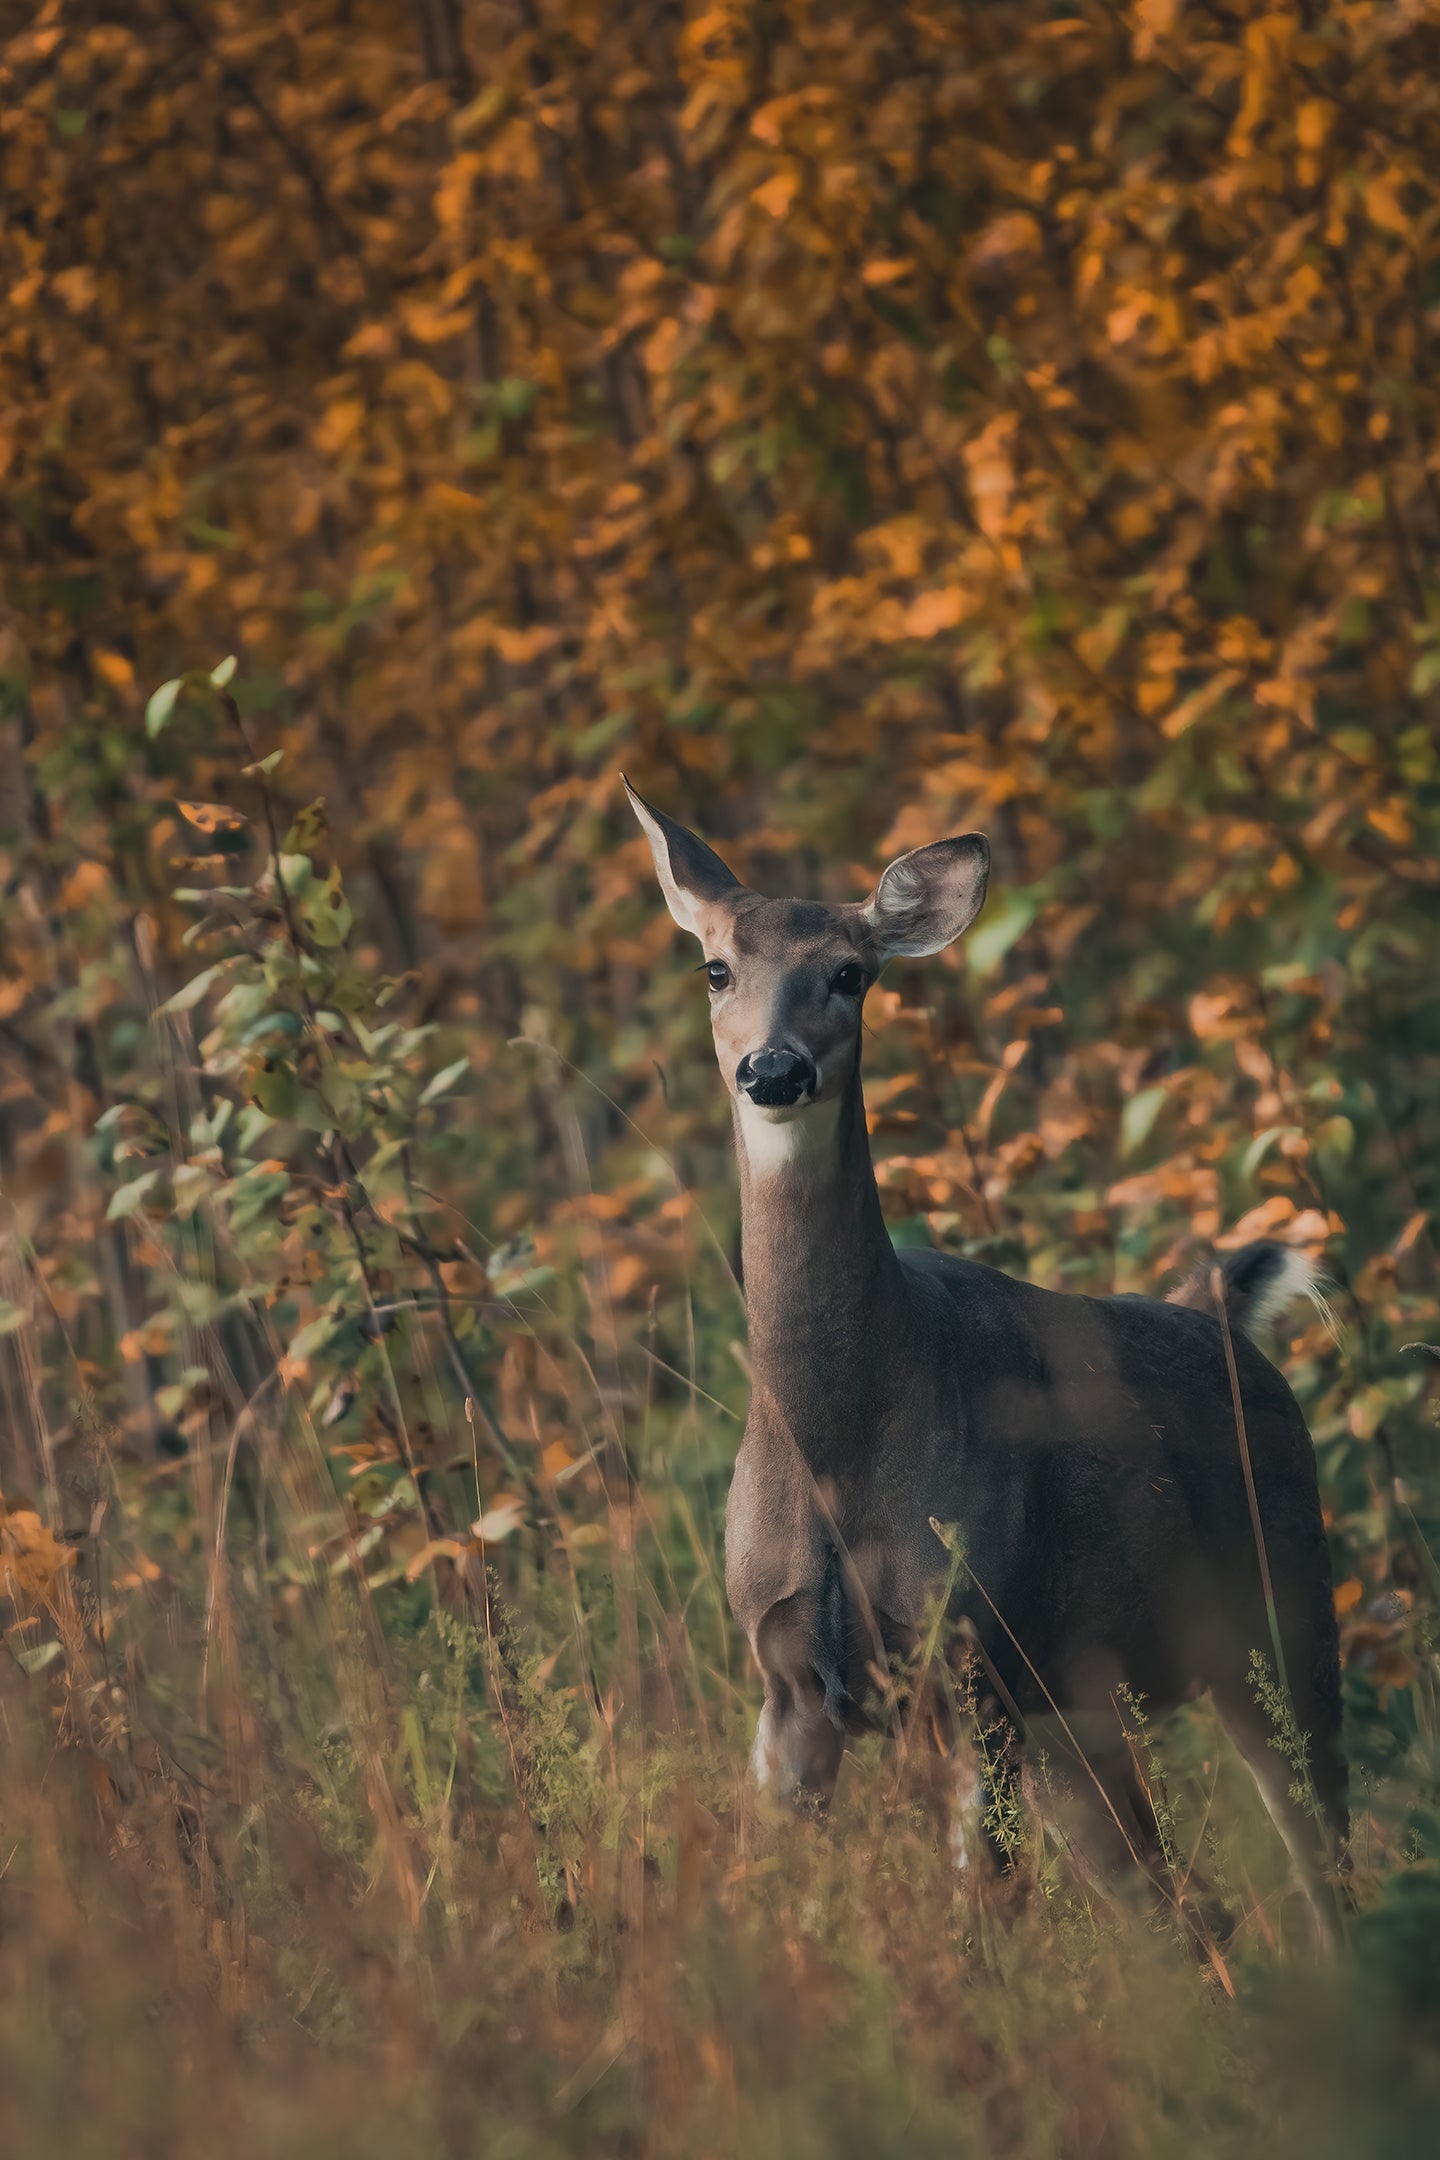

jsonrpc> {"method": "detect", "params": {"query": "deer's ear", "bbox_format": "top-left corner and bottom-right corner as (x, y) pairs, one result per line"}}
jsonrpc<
(863, 834), (990, 960)
(623, 777), (744, 941)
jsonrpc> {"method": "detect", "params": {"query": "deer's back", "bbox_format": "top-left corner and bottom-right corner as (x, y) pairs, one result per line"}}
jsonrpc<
(894, 1251), (1332, 1707)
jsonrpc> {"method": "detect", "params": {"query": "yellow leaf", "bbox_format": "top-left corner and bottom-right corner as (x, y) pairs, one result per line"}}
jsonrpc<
(1334, 1578), (1363, 1615)
(1296, 98), (1333, 152)
(1364, 172), (1409, 238)
(566, 1521), (608, 1549)
(0, 1510), (77, 1601)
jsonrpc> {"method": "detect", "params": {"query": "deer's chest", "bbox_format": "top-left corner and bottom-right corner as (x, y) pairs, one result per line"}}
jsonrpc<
(723, 1414), (959, 1647)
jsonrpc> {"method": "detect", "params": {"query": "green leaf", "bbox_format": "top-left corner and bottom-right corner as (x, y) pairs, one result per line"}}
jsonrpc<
(155, 961), (230, 1017)
(241, 748), (284, 778)
(1315, 1114), (1354, 1164)
(302, 864), (351, 947)
(294, 1087), (336, 1132)
(419, 1056), (470, 1106)
(210, 654), (238, 688)
(274, 853), (315, 898)
(0, 1298), (31, 1336)
(251, 1061), (299, 1121)
(234, 1106), (274, 1155)
(171, 1163), (211, 1219)
(1120, 1085), (1167, 1158)
(107, 1170), (161, 1221)
(966, 890), (1039, 977)
(226, 1165), (289, 1229)
(1411, 647), (1440, 697)
(283, 801), (327, 855)
(495, 376), (537, 420)
(318, 1062), (362, 1127)
(145, 677), (182, 737)
(13, 1640), (64, 1674)
(290, 1313), (341, 1363)
(1240, 1127), (1288, 1182)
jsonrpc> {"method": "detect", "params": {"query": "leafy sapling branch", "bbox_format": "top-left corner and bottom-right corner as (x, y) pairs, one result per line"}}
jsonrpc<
(118, 660), (532, 1601)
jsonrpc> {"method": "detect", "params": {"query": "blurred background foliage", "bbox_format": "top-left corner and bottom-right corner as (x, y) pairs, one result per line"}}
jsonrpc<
(2, 1), (1440, 2154)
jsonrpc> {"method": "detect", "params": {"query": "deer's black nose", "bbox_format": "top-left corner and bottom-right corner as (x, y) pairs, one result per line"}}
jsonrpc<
(736, 1048), (817, 1108)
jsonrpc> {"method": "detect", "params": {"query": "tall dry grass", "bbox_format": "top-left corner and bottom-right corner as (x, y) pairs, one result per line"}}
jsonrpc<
(3, 1194), (1438, 2160)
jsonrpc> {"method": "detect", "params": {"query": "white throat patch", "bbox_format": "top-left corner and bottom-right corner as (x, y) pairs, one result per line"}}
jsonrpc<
(735, 1095), (842, 1180)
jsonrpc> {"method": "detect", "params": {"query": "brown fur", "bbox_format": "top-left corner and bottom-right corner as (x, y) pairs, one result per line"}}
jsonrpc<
(626, 781), (1347, 1935)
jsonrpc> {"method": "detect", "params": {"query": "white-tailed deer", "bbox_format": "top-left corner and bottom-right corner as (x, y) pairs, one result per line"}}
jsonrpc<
(626, 780), (1347, 1932)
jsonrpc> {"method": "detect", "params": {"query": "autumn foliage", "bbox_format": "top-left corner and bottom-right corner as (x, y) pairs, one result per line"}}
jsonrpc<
(2, 1), (1440, 2152)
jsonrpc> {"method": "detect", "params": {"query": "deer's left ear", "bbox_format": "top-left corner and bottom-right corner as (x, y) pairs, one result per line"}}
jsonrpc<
(862, 834), (990, 960)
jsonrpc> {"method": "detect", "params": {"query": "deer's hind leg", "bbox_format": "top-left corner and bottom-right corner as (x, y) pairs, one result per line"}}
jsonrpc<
(1211, 1670), (1349, 1947)
(1022, 1728), (1167, 1904)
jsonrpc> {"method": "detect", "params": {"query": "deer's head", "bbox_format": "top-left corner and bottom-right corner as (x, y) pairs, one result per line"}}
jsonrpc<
(625, 780), (989, 1150)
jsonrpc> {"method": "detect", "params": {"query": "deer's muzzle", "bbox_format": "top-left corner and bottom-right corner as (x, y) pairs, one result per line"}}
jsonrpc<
(735, 1047), (817, 1108)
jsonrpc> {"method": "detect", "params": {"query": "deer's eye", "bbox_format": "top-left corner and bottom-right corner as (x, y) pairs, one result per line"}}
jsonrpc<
(831, 962), (866, 998)
(706, 960), (732, 992)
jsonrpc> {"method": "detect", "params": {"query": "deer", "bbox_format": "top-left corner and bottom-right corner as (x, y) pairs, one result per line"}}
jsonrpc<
(625, 779), (1348, 1939)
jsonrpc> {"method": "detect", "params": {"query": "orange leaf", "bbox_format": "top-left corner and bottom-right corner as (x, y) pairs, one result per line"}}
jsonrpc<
(176, 800), (248, 835)
(752, 171), (799, 220)
(861, 259), (913, 287)
(1216, 1196), (1296, 1246)
(404, 1537), (467, 1581)
(92, 648), (135, 691)
(1394, 1211), (1429, 1257)
(903, 589), (968, 639)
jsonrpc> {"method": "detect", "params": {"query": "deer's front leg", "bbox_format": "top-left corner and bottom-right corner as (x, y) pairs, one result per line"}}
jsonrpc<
(749, 1593), (847, 1805)
(751, 1673), (845, 1801)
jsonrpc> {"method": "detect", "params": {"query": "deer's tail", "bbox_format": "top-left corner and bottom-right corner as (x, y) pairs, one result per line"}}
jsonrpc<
(1167, 1239), (1332, 1340)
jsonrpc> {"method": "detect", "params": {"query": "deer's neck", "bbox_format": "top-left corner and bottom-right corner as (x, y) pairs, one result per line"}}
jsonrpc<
(734, 1063), (908, 1470)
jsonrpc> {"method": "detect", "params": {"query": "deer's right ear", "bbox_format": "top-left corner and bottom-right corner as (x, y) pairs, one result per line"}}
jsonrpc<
(623, 777), (743, 941)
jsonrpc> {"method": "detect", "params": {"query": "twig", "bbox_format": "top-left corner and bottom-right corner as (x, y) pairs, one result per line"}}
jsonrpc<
(1212, 1266), (1290, 1696)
